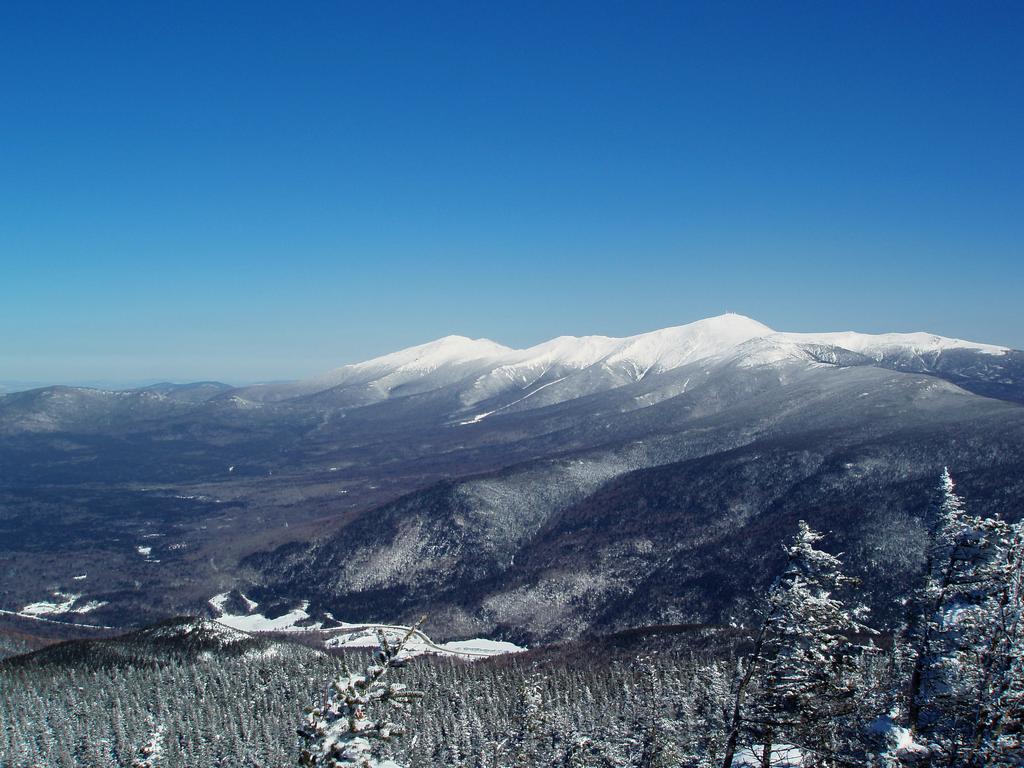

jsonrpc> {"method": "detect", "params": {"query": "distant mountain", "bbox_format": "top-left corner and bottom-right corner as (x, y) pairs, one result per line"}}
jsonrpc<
(1, 314), (1022, 643)
(227, 313), (1020, 411)
(3, 315), (1020, 436)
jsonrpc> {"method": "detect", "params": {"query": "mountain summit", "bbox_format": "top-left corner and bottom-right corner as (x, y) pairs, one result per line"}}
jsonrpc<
(232, 313), (1011, 410)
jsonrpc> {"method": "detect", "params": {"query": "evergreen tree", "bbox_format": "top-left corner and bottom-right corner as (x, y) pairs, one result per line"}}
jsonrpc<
(963, 522), (1024, 767)
(508, 675), (548, 767)
(297, 623), (424, 768)
(905, 470), (1018, 766)
(722, 520), (870, 768)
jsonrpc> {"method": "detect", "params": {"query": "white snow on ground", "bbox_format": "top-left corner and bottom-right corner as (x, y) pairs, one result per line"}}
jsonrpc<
(868, 714), (931, 761)
(324, 631), (381, 649)
(208, 591), (259, 614)
(734, 744), (802, 767)
(137, 546), (152, 557)
(324, 627), (525, 661)
(212, 598), (322, 632)
(21, 593), (81, 615)
(19, 592), (107, 616)
(0, 607), (113, 629)
(438, 638), (525, 656)
(215, 609), (317, 632)
(239, 593), (259, 612)
(72, 574), (87, 581)
(208, 592), (230, 613)
(341, 335), (514, 376)
(459, 410), (495, 425)
(208, 592), (525, 660)
(460, 314), (773, 406)
(71, 600), (107, 613)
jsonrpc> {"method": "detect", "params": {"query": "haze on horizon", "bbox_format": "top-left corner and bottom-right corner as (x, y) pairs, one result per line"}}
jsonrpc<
(2, 3), (1022, 385)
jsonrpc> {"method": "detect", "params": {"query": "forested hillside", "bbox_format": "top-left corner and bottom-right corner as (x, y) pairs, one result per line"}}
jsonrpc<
(4, 472), (1021, 767)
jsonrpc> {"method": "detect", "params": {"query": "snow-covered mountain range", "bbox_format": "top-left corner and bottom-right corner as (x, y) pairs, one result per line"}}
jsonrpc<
(232, 313), (1012, 412)
(1, 313), (1022, 643)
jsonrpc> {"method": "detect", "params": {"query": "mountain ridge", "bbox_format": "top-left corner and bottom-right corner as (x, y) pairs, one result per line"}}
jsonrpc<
(226, 313), (1014, 407)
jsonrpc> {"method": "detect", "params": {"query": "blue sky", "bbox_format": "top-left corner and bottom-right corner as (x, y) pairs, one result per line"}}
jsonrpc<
(1, 2), (1022, 384)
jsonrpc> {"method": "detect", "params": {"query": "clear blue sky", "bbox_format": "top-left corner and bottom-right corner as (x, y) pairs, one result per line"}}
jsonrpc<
(2, 1), (1022, 384)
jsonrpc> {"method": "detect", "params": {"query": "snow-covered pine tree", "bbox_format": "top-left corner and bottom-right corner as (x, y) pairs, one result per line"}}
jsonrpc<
(721, 520), (871, 768)
(298, 621), (424, 768)
(508, 674), (548, 766)
(963, 521), (1024, 768)
(906, 469), (1017, 766)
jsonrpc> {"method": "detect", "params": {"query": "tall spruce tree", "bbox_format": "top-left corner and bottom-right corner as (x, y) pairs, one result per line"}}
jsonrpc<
(721, 521), (870, 768)
(962, 521), (1024, 768)
(298, 622), (424, 768)
(905, 470), (1019, 766)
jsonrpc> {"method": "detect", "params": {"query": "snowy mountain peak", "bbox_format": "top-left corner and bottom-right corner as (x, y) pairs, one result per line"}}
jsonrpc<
(774, 329), (1008, 358)
(611, 314), (776, 367)
(307, 335), (513, 391)
(485, 314), (774, 373)
(348, 334), (513, 373)
(233, 314), (1012, 406)
(317, 314), (1012, 393)
(688, 312), (775, 335)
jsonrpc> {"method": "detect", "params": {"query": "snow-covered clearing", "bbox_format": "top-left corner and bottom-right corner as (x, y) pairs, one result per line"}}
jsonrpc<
(212, 599), (321, 633)
(208, 592), (526, 660)
(0, 606), (113, 630)
(324, 626), (525, 660)
(18, 591), (106, 617)
(20, 592), (81, 616)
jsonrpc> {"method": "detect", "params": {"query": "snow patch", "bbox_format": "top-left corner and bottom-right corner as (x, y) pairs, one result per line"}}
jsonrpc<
(438, 638), (526, 656)
(21, 593), (81, 616)
(325, 627), (525, 661)
(73, 600), (108, 613)
(207, 592), (524, 660)
(20, 592), (106, 616)
(733, 744), (802, 767)
(214, 600), (320, 633)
